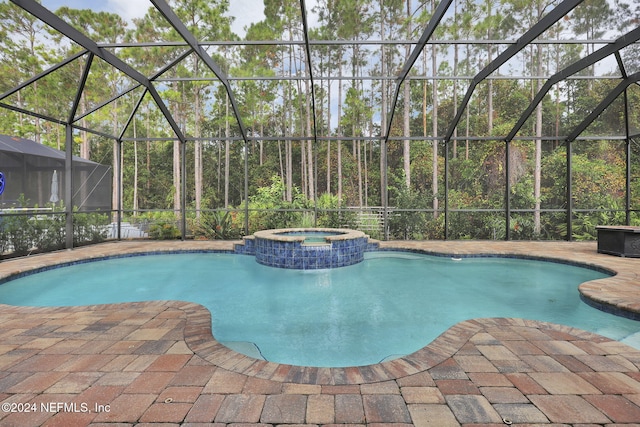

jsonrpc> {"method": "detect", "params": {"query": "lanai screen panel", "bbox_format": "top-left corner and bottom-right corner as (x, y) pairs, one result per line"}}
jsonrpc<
(0, 0), (637, 240)
(0, 134), (111, 211)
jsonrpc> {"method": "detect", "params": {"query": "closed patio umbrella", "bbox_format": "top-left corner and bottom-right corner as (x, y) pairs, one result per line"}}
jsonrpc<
(49, 170), (59, 203)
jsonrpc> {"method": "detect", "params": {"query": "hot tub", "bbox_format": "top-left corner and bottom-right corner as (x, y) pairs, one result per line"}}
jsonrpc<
(239, 228), (371, 269)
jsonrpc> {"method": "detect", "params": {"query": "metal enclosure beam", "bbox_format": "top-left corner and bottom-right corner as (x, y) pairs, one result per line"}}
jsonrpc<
(74, 48), (193, 125)
(68, 54), (94, 124)
(444, 0), (583, 142)
(10, 0), (186, 143)
(566, 71), (640, 142)
(383, 0), (453, 142)
(300, 0), (319, 214)
(119, 89), (149, 142)
(0, 50), (86, 102)
(624, 88), (631, 225)
(506, 26), (640, 142)
(566, 139), (572, 240)
(150, 0), (250, 144)
(0, 102), (65, 125)
(116, 139), (122, 240)
(300, 0), (319, 148)
(65, 124), (73, 249)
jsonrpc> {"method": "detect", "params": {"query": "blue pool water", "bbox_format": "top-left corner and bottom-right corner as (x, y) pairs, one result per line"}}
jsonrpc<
(0, 251), (638, 367)
(277, 230), (344, 244)
(278, 231), (344, 237)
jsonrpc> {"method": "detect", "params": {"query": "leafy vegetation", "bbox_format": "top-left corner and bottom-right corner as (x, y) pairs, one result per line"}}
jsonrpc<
(0, 0), (638, 253)
(0, 196), (109, 257)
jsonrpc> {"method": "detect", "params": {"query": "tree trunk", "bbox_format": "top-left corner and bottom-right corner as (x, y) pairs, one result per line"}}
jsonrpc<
(194, 66), (202, 218)
(224, 96), (230, 208)
(486, 0), (494, 135)
(534, 42), (543, 235)
(357, 138), (363, 207)
(305, 75), (314, 201)
(297, 79), (307, 198)
(260, 120), (264, 166)
(217, 127), (221, 195)
(133, 119), (138, 215)
(146, 112), (151, 195)
(285, 47), (293, 202)
(403, 0), (412, 189)
(452, 0), (459, 157)
(337, 48), (343, 203)
(173, 139), (181, 216)
(380, 2), (387, 208)
(432, 0), (439, 219)
(465, 43), (470, 159)
(327, 70), (332, 195)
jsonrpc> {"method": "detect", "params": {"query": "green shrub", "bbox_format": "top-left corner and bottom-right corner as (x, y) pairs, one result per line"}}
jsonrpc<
(149, 222), (181, 239)
(388, 182), (431, 239)
(73, 211), (109, 245)
(36, 212), (66, 251)
(192, 211), (241, 240)
(246, 175), (310, 232)
(316, 192), (355, 228)
(3, 213), (32, 255)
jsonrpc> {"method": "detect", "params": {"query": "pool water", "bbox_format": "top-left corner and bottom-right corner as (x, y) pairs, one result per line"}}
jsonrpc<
(278, 230), (342, 244)
(278, 231), (344, 237)
(0, 252), (637, 367)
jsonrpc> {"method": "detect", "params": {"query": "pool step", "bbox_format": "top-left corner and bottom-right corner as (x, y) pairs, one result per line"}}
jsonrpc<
(621, 332), (640, 350)
(379, 354), (404, 363)
(220, 341), (266, 360)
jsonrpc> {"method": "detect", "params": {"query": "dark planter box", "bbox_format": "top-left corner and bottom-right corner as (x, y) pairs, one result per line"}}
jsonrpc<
(596, 226), (640, 257)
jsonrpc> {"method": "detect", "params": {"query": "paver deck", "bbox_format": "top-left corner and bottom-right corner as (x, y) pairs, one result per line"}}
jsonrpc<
(0, 239), (639, 426)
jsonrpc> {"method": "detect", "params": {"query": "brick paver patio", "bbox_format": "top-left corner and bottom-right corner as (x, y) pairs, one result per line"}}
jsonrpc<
(0, 240), (639, 426)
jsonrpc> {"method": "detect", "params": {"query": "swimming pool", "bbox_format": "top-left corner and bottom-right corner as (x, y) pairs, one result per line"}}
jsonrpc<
(0, 251), (637, 367)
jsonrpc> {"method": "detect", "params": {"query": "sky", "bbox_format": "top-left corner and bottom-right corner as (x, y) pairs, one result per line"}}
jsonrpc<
(227, 0), (266, 35)
(40, 0), (326, 38)
(42, 0), (267, 38)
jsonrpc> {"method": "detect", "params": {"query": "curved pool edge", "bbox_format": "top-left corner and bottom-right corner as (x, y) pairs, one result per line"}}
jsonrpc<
(0, 298), (632, 385)
(0, 239), (639, 384)
(379, 240), (640, 319)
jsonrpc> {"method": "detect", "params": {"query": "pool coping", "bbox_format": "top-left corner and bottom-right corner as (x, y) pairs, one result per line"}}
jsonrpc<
(0, 239), (638, 385)
(252, 227), (367, 243)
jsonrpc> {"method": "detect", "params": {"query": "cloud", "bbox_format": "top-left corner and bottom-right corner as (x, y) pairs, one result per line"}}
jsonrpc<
(41, 0), (150, 24)
(41, 1), (319, 39)
(105, 0), (151, 23)
(227, 0), (265, 36)
(226, 1), (320, 37)
(104, 0), (269, 37)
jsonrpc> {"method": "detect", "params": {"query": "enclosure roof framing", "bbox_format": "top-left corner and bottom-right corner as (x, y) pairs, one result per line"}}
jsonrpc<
(566, 72), (640, 142)
(149, 0), (250, 145)
(0, 50), (86, 102)
(74, 48), (194, 125)
(506, 26), (640, 143)
(9, 0), (186, 143)
(0, 101), (66, 126)
(1, 0), (637, 145)
(98, 38), (621, 48)
(68, 54), (93, 124)
(383, 0), (453, 147)
(299, 0), (319, 148)
(443, 0), (583, 143)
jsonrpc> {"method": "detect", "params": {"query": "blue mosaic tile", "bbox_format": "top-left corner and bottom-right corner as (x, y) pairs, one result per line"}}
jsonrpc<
(246, 231), (374, 270)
